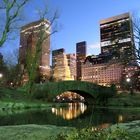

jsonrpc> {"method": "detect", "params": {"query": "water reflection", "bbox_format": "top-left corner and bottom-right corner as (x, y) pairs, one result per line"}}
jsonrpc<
(118, 115), (124, 123)
(52, 103), (87, 120)
(0, 104), (140, 128)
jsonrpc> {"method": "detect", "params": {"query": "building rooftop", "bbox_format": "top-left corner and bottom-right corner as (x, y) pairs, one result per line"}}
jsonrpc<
(21, 19), (50, 31)
(100, 12), (130, 25)
(52, 48), (65, 55)
(84, 53), (112, 64)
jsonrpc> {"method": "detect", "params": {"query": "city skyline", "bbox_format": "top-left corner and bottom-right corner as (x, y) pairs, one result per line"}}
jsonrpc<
(0, 0), (140, 59)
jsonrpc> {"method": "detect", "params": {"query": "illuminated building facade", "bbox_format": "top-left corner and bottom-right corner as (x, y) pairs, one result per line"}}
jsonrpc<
(66, 54), (77, 80)
(52, 48), (72, 81)
(81, 54), (123, 87)
(100, 13), (135, 62)
(81, 13), (137, 88)
(76, 41), (87, 80)
(19, 19), (51, 82)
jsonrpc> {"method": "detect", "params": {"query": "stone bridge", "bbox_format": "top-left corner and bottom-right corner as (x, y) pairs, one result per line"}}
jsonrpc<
(33, 81), (115, 104)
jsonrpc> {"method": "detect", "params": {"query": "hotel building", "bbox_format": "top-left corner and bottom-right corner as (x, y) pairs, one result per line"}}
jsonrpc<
(19, 19), (51, 82)
(81, 54), (123, 87)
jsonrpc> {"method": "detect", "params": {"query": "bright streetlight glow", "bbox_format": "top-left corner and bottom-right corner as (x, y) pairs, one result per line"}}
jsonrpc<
(0, 73), (3, 78)
(126, 78), (131, 83)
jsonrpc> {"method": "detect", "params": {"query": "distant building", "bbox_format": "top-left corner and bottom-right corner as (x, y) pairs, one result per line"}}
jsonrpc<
(76, 41), (87, 80)
(81, 54), (123, 87)
(52, 48), (72, 81)
(19, 19), (51, 83)
(66, 54), (77, 80)
(100, 12), (135, 62)
(52, 48), (64, 69)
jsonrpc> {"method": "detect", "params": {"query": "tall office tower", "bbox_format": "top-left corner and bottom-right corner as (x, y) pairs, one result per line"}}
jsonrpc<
(100, 13), (135, 62)
(19, 19), (50, 82)
(52, 48), (72, 81)
(76, 41), (87, 80)
(66, 54), (77, 80)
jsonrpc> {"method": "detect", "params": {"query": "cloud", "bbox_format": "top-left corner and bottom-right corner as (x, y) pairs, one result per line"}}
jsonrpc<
(87, 42), (100, 56)
(88, 42), (100, 49)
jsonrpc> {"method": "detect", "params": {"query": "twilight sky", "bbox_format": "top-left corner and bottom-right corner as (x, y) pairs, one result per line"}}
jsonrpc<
(1, 0), (140, 60)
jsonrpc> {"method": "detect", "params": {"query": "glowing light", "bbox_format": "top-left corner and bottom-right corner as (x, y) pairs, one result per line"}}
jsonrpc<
(0, 73), (3, 78)
(126, 78), (131, 82)
(118, 115), (123, 122)
(51, 103), (87, 120)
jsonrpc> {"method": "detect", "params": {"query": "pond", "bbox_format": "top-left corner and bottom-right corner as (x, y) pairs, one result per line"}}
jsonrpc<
(0, 103), (140, 128)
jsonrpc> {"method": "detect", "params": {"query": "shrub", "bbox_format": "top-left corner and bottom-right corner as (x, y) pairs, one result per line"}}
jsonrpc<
(55, 127), (140, 140)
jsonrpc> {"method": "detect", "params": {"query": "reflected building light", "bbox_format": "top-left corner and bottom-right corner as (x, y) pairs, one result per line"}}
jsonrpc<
(66, 113), (71, 120)
(60, 108), (63, 115)
(51, 108), (55, 113)
(118, 115), (124, 123)
(51, 103), (87, 120)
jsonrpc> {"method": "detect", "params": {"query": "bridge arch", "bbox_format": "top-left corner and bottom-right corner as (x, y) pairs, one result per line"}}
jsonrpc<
(33, 81), (114, 104)
(55, 90), (96, 104)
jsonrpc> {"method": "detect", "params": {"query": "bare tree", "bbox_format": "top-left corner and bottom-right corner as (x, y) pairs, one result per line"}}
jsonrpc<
(0, 49), (22, 87)
(133, 16), (140, 64)
(0, 0), (29, 47)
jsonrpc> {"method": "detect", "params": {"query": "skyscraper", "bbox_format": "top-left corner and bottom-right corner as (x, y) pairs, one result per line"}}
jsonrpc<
(76, 41), (87, 80)
(52, 48), (72, 81)
(66, 54), (76, 80)
(19, 19), (50, 82)
(100, 13), (135, 62)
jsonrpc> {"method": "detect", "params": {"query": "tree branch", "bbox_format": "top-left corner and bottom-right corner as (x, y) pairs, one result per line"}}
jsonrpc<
(0, 0), (29, 47)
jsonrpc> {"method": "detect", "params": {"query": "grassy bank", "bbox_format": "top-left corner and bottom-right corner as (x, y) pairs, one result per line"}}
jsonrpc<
(107, 93), (140, 106)
(56, 120), (140, 140)
(0, 87), (53, 110)
(0, 124), (73, 140)
(0, 121), (140, 140)
(0, 101), (52, 110)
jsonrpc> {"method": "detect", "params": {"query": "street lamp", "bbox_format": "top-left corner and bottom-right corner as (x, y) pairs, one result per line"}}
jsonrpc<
(0, 73), (3, 86)
(0, 73), (3, 78)
(126, 77), (133, 95)
(126, 77), (131, 83)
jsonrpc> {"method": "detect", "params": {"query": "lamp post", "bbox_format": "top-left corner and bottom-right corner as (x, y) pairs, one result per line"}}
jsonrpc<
(0, 73), (3, 86)
(0, 73), (3, 78)
(126, 77), (133, 95)
(126, 77), (130, 83)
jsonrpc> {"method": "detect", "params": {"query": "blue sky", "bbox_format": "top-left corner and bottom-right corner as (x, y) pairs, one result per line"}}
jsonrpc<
(1, 0), (140, 59)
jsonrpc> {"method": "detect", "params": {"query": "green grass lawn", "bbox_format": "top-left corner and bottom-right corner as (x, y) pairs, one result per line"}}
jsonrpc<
(0, 87), (53, 110)
(0, 124), (73, 140)
(0, 121), (140, 140)
(107, 93), (140, 106)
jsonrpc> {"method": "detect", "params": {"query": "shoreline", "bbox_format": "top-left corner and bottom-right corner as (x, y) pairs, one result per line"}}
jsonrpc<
(0, 120), (140, 140)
